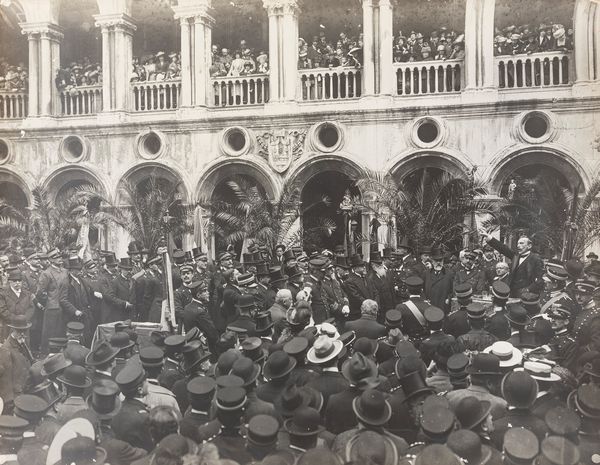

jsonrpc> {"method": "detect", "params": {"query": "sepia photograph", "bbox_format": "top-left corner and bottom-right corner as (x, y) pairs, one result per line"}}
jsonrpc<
(0, 0), (599, 463)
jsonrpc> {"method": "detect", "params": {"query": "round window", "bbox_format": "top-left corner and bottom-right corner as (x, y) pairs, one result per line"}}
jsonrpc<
(61, 136), (87, 162)
(143, 132), (162, 156)
(523, 115), (549, 139)
(0, 140), (9, 164)
(417, 122), (439, 144)
(228, 129), (247, 152)
(318, 124), (340, 148)
(136, 130), (167, 159)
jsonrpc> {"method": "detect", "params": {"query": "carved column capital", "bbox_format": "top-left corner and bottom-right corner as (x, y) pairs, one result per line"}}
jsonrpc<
(93, 13), (137, 34)
(20, 21), (63, 41)
(262, 0), (300, 16)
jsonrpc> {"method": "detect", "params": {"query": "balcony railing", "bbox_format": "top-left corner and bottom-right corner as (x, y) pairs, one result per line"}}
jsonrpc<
(211, 75), (269, 107)
(394, 59), (464, 96)
(298, 68), (362, 101)
(132, 79), (181, 112)
(0, 91), (28, 119)
(496, 51), (571, 89)
(59, 85), (103, 116)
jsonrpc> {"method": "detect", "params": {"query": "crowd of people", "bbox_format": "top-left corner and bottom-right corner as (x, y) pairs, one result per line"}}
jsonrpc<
(131, 51), (181, 83)
(298, 31), (363, 70)
(210, 41), (269, 78)
(0, 232), (599, 465)
(55, 58), (102, 92)
(0, 59), (28, 92)
(494, 22), (573, 56)
(393, 28), (465, 63)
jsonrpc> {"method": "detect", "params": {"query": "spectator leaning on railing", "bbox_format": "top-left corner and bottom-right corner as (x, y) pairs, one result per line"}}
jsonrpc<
(392, 28), (465, 63)
(130, 51), (181, 83)
(298, 30), (363, 70)
(209, 39), (268, 78)
(493, 22), (573, 56)
(55, 57), (102, 92)
(0, 58), (28, 92)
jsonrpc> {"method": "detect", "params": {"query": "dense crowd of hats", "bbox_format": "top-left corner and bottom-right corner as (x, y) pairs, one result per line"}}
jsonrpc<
(0, 59), (28, 91)
(55, 58), (102, 91)
(131, 51), (181, 82)
(393, 28), (465, 62)
(494, 22), (573, 56)
(298, 30), (363, 69)
(210, 40), (269, 77)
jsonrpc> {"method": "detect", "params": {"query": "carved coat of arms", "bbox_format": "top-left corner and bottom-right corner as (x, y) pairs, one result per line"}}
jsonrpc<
(257, 129), (306, 173)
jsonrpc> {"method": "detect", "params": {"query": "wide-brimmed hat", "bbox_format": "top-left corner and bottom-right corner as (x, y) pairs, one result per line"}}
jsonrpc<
(57, 436), (107, 465)
(352, 389), (392, 426)
(501, 371), (538, 409)
(41, 353), (72, 377)
(483, 341), (523, 368)
(521, 361), (560, 382)
(307, 335), (343, 364)
(455, 396), (491, 430)
(85, 341), (119, 367)
(229, 356), (261, 387)
(56, 365), (91, 389)
(284, 406), (324, 436)
(86, 380), (122, 420)
(506, 304), (531, 326)
(263, 351), (296, 379)
(279, 384), (314, 418)
(7, 314), (32, 330)
(341, 352), (377, 385)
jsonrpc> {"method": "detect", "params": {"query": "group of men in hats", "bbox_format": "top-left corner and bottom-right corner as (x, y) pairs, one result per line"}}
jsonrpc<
(0, 230), (599, 464)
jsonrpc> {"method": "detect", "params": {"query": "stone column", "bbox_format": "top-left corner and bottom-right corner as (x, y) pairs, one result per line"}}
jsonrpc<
(173, 3), (214, 107)
(378, 0), (394, 95)
(263, 0), (299, 103)
(362, 0), (376, 96)
(464, 0), (496, 92)
(573, 0), (600, 90)
(94, 14), (136, 112)
(20, 22), (63, 117)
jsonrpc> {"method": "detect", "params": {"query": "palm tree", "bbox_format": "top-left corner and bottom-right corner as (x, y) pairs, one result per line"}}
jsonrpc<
(354, 168), (490, 252)
(200, 176), (335, 254)
(485, 175), (600, 259)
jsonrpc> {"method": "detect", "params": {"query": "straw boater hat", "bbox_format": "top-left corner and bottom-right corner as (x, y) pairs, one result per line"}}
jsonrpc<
(483, 341), (523, 368)
(306, 335), (343, 365)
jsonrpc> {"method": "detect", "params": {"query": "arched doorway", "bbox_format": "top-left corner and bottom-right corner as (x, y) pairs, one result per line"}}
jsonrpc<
(0, 180), (28, 210)
(300, 170), (361, 254)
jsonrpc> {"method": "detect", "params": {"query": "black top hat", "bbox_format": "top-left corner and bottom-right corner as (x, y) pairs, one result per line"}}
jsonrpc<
(334, 255), (350, 269)
(191, 247), (205, 259)
(65, 256), (83, 270)
(255, 312), (274, 334)
(263, 350), (296, 379)
(370, 252), (383, 264)
(352, 389), (392, 426)
(7, 314), (32, 330)
(255, 262), (270, 276)
(104, 253), (118, 267)
(286, 264), (303, 279)
(139, 346), (164, 368)
(118, 258), (133, 269)
(127, 241), (142, 255)
(431, 248), (445, 261)
(284, 406), (324, 436)
(241, 337), (265, 363)
(182, 341), (211, 372)
(248, 414), (279, 446)
(399, 370), (434, 400)
(85, 341), (119, 367)
(229, 356), (261, 387)
(14, 394), (49, 424)
(238, 294), (256, 310)
(41, 353), (72, 377)
(57, 365), (92, 389)
(282, 249), (296, 262)
(7, 269), (22, 281)
(349, 254), (365, 267)
(87, 379), (122, 420)
(269, 267), (287, 283)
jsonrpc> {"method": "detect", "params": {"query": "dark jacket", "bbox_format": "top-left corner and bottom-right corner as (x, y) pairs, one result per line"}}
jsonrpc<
(458, 328), (498, 352)
(0, 286), (34, 338)
(343, 314), (387, 340)
(343, 273), (379, 321)
(396, 296), (431, 341)
(453, 265), (486, 295)
(324, 386), (361, 434)
(490, 409), (549, 449)
(443, 307), (470, 338)
(368, 270), (395, 317)
(111, 398), (153, 452)
(228, 314), (257, 336)
(419, 331), (455, 366)
(424, 268), (454, 313)
(305, 275), (327, 324)
(487, 238), (545, 297)
(105, 274), (133, 323)
(183, 299), (219, 353)
(306, 369), (349, 410)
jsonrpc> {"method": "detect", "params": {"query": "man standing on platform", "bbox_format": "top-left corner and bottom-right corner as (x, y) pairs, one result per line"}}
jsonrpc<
(425, 249), (454, 314)
(37, 249), (68, 353)
(343, 254), (379, 321)
(453, 250), (486, 295)
(105, 258), (135, 323)
(484, 233), (544, 298)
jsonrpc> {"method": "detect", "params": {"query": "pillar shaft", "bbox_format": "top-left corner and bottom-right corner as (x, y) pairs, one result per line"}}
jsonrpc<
(464, 0), (495, 90)
(378, 0), (394, 95)
(362, 0), (375, 95)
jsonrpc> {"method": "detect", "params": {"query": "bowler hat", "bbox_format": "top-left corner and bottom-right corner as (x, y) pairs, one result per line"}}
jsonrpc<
(229, 356), (260, 387)
(279, 384), (313, 418)
(110, 332), (134, 352)
(284, 406), (324, 436)
(506, 304), (531, 326)
(455, 396), (491, 430)
(501, 371), (538, 409)
(215, 349), (242, 377)
(341, 352), (377, 385)
(7, 314), (31, 330)
(59, 436), (106, 465)
(86, 380), (121, 420)
(483, 341), (523, 367)
(263, 351), (296, 379)
(241, 337), (265, 363)
(182, 341), (211, 372)
(41, 353), (72, 377)
(57, 365), (91, 389)
(352, 389), (391, 426)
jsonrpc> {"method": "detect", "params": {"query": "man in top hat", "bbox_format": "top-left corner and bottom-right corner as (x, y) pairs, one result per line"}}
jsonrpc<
(253, 261), (271, 311)
(171, 341), (212, 414)
(111, 363), (153, 452)
(208, 252), (232, 332)
(37, 248), (69, 353)
(481, 244), (499, 287)
(59, 257), (91, 341)
(285, 263), (305, 302)
(485, 233), (545, 298)
(395, 276), (431, 342)
(424, 248), (454, 314)
(322, 257), (350, 324)
(453, 250), (486, 295)
(413, 245), (433, 281)
(0, 269), (34, 341)
(343, 254), (379, 321)
(102, 258), (135, 324)
(143, 255), (166, 322)
(0, 315), (32, 412)
(183, 281), (219, 354)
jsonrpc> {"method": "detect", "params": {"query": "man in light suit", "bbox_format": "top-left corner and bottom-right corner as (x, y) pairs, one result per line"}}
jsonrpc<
(485, 234), (544, 298)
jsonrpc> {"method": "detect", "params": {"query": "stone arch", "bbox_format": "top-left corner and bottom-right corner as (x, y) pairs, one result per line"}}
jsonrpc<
(17, 0), (60, 24)
(0, 167), (33, 207)
(95, 0), (133, 17)
(387, 149), (472, 183)
(195, 158), (280, 202)
(286, 153), (367, 189)
(574, 0), (600, 82)
(42, 164), (111, 203)
(488, 145), (588, 194)
(117, 161), (192, 204)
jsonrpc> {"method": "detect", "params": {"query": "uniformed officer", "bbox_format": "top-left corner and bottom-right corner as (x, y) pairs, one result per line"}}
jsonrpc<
(395, 276), (430, 342)
(173, 262), (194, 331)
(453, 251), (486, 295)
(179, 376), (215, 440)
(458, 303), (498, 351)
(419, 306), (454, 367)
(139, 346), (180, 413)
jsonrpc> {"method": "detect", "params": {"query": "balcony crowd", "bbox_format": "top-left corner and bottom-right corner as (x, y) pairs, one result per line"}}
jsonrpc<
(55, 58), (102, 92)
(0, 59), (28, 92)
(209, 40), (269, 78)
(393, 28), (465, 63)
(494, 21), (573, 56)
(131, 52), (181, 82)
(298, 31), (363, 69)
